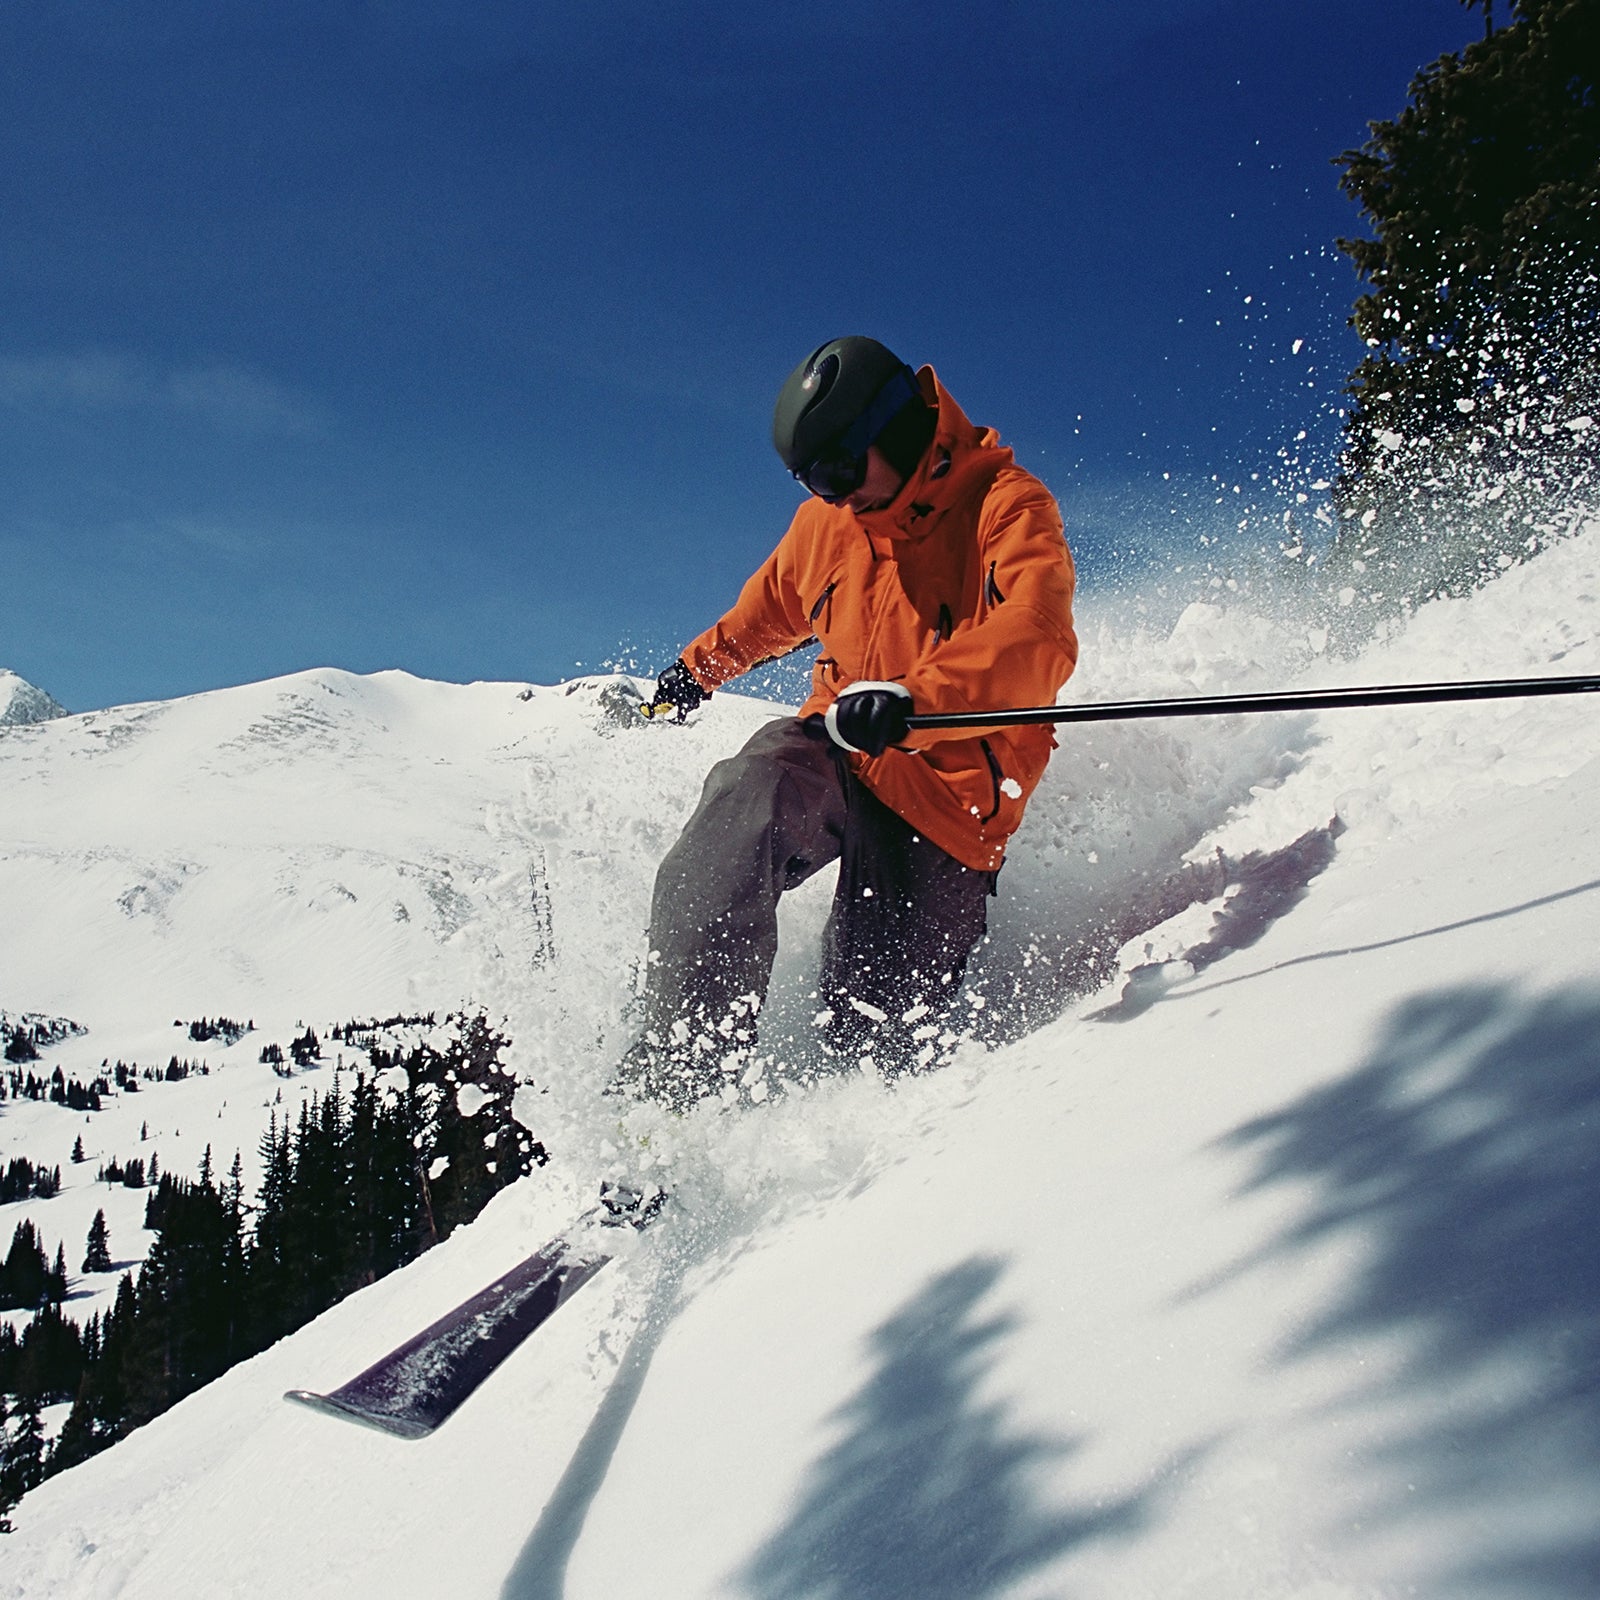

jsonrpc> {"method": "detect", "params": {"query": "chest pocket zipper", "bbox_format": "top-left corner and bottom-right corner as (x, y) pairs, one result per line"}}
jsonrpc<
(809, 582), (837, 631)
(984, 562), (1006, 607)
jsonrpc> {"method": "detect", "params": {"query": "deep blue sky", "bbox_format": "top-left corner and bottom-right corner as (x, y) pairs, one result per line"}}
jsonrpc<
(1, 1), (1482, 712)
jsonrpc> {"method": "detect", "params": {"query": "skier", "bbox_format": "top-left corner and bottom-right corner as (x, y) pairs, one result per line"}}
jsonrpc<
(616, 336), (1078, 1109)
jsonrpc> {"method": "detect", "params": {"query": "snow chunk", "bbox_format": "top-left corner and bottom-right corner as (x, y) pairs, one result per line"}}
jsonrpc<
(375, 1065), (409, 1097)
(1163, 602), (1300, 690)
(510, 1083), (544, 1132)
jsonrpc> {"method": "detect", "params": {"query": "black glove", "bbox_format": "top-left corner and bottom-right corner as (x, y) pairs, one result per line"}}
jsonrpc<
(825, 681), (913, 757)
(648, 658), (709, 722)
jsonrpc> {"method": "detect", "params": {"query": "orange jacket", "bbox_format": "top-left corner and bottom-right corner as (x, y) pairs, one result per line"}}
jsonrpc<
(682, 368), (1077, 872)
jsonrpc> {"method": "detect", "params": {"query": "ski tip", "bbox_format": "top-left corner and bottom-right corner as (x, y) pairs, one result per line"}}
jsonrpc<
(283, 1388), (436, 1441)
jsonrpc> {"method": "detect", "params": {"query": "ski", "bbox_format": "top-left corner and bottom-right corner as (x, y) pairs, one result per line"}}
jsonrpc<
(284, 1187), (665, 1439)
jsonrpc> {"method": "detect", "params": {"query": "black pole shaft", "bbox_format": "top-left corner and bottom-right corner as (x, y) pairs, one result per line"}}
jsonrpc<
(905, 673), (1600, 732)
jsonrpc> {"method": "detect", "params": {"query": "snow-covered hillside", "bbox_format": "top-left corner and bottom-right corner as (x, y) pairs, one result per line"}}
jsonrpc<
(3, 526), (1599, 1598)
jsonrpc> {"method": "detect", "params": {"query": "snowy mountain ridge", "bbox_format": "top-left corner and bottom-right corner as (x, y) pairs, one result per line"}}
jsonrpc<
(0, 669), (67, 728)
(3, 530), (1600, 1597)
(0, 667), (727, 1029)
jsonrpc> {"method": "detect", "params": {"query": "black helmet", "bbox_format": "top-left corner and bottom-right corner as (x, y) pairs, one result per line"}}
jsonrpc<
(773, 336), (934, 500)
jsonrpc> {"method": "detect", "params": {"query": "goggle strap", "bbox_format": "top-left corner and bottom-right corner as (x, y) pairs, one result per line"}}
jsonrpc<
(833, 366), (921, 463)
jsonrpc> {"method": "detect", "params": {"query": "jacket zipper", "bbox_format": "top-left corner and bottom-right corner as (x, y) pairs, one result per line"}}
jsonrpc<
(978, 739), (1004, 823)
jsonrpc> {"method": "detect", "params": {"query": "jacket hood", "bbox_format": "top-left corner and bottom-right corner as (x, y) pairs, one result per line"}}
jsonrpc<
(854, 366), (1013, 547)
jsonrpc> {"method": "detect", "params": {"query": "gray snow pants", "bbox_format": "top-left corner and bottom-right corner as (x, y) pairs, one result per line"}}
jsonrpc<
(618, 717), (995, 1107)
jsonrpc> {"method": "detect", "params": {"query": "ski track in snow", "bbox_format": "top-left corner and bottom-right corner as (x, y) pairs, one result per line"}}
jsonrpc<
(1, 526), (1598, 1597)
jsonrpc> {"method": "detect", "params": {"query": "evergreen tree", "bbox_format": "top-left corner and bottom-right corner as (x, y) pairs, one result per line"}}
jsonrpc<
(129, 1172), (245, 1405)
(247, 1107), (305, 1348)
(86, 1275), (138, 1436)
(222, 1152), (248, 1357)
(83, 1210), (113, 1274)
(117, 1254), (173, 1428)
(277, 1083), (353, 1321)
(0, 1221), (55, 1311)
(8, 1303), (84, 1405)
(409, 1014), (545, 1238)
(1331, 0), (1600, 592)
(0, 1394), (46, 1508)
(3, 1028), (38, 1064)
(0, 1395), (13, 1533)
(48, 1378), (100, 1477)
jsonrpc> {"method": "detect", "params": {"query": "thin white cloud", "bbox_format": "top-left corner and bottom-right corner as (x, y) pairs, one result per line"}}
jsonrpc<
(0, 350), (324, 436)
(138, 513), (279, 561)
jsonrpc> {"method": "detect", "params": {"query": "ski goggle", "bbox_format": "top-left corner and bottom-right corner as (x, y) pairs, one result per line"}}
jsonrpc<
(792, 366), (922, 502)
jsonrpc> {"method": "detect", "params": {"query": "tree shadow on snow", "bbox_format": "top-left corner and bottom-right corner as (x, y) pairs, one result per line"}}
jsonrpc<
(1211, 982), (1600, 1597)
(735, 1255), (1181, 1600)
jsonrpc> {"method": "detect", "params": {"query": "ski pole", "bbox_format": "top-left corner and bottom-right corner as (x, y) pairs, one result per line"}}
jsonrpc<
(905, 671), (1600, 732)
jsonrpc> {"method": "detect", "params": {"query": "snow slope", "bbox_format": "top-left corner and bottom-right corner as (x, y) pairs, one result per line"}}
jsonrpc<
(3, 529), (1600, 1598)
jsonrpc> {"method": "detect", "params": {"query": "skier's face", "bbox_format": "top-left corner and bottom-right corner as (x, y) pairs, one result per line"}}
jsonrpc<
(840, 446), (905, 516)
